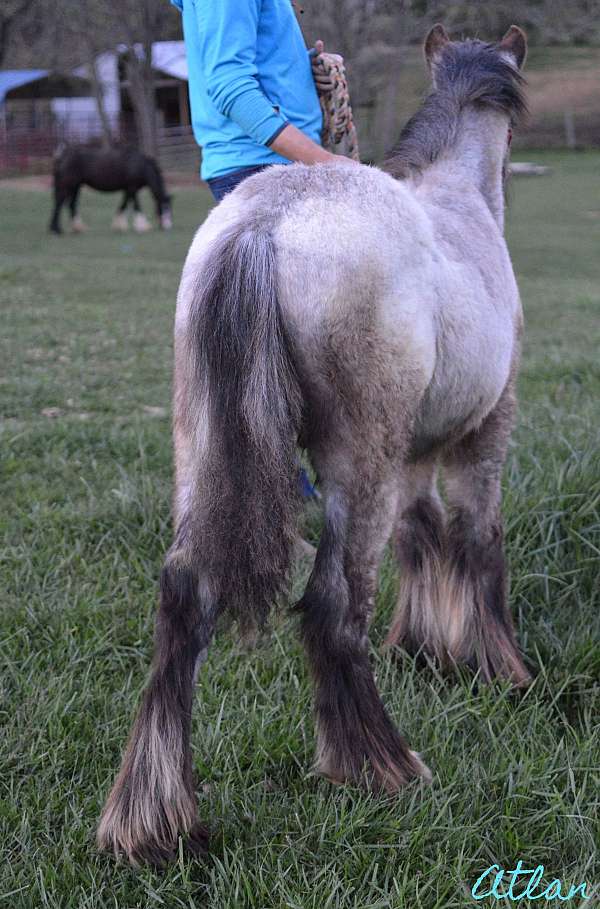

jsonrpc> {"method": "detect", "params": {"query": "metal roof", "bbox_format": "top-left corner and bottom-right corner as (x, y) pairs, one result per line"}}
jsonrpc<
(151, 41), (188, 81)
(0, 69), (49, 105)
(0, 43), (188, 108)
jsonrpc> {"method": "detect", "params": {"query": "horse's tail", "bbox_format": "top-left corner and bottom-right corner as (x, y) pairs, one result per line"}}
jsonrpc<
(174, 223), (302, 634)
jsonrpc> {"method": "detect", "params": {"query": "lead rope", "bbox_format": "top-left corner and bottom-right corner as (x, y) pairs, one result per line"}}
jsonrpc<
(312, 52), (360, 161)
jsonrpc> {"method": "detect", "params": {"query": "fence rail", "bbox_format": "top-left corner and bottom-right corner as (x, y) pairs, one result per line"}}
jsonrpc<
(2, 111), (600, 178)
(0, 120), (199, 176)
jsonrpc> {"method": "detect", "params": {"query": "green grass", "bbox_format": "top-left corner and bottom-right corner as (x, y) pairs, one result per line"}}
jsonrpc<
(1, 155), (599, 908)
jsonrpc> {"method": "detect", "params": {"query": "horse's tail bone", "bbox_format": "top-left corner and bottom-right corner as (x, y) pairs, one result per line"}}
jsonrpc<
(181, 224), (302, 634)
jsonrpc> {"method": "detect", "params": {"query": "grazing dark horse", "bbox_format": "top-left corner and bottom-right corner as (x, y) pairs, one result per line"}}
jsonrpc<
(49, 146), (172, 234)
(98, 26), (530, 867)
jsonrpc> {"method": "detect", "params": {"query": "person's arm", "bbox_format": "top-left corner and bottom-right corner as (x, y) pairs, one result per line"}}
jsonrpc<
(270, 123), (335, 164)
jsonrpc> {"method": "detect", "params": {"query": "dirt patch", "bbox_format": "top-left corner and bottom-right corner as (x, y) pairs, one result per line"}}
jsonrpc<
(0, 174), (52, 191)
(528, 70), (600, 117)
(0, 172), (204, 191)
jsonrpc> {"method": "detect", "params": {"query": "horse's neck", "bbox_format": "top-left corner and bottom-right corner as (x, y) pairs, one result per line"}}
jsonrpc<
(427, 108), (508, 231)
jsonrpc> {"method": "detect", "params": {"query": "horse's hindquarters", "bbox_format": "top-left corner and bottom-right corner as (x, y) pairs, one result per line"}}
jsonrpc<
(411, 300), (516, 455)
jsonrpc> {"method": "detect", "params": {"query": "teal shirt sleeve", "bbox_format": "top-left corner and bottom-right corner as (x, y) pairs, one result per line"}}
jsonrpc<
(189, 0), (289, 146)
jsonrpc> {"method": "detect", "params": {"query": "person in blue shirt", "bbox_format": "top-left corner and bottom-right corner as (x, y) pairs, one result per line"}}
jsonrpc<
(171, 0), (343, 500)
(170, 0), (339, 201)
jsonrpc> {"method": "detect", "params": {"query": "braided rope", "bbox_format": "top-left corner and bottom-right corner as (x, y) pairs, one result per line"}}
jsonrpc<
(313, 52), (360, 161)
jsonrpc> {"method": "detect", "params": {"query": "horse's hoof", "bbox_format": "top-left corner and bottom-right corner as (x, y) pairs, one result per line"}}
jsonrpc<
(409, 750), (433, 785)
(315, 734), (431, 795)
(97, 821), (209, 868)
(186, 821), (210, 858)
(133, 213), (152, 233)
(71, 216), (88, 233)
(111, 213), (129, 232)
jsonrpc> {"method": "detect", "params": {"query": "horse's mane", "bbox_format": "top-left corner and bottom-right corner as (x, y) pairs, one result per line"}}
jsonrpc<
(383, 40), (527, 180)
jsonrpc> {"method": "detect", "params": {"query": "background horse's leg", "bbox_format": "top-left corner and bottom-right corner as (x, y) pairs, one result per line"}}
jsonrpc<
(69, 185), (87, 233)
(440, 382), (531, 686)
(299, 444), (430, 792)
(111, 192), (130, 232)
(49, 184), (68, 234)
(132, 192), (151, 233)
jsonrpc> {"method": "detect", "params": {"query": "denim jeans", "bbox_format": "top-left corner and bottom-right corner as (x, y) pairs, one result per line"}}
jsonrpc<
(206, 165), (269, 202)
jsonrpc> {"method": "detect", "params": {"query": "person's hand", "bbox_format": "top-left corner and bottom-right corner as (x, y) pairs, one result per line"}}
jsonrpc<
(310, 39), (335, 95)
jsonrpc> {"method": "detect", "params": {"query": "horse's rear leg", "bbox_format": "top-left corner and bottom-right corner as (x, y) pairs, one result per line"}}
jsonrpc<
(112, 192), (130, 232)
(441, 386), (530, 685)
(97, 537), (216, 865)
(385, 460), (448, 657)
(299, 463), (430, 792)
(49, 185), (68, 234)
(132, 192), (151, 233)
(98, 403), (216, 864)
(69, 186), (87, 233)
(388, 385), (530, 686)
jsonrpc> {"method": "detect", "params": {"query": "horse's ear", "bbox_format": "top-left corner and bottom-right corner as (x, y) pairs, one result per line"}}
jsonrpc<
(499, 25), (527, 69)
(424, 24), (450, 67)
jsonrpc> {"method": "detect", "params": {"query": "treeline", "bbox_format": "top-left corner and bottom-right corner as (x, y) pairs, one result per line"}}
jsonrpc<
(3, 0), (599, 159)
(300, 0), (600, 98)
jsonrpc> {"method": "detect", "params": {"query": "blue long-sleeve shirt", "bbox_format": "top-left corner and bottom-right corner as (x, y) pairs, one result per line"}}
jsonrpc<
(170, 0), (323, 180)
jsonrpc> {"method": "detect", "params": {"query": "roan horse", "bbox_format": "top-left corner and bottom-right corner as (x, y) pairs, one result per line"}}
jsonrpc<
(98, 25), (530, 866)
(49, 146), (172, 234)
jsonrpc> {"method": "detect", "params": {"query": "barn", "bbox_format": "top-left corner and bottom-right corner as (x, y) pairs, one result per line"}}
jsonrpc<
(0, 42), (194, 175)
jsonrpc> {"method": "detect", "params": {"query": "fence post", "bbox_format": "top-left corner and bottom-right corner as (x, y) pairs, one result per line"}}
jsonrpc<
(564, 110), (576, 149)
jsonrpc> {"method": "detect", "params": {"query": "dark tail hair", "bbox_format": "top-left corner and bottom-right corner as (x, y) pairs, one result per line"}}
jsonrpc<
(184, 224), (302, 634)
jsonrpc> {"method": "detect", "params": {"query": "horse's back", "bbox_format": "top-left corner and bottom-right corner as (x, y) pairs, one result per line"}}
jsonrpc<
(55, 146), (147, 191)
(270, 164), (440, 403)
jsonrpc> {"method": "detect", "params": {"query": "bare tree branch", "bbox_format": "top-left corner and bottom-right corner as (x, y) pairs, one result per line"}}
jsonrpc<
(0, 0), (37, 67)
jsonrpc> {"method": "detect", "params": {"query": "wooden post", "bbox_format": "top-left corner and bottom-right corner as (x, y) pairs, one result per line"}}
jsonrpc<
(178, 79), (190, 127)
(564, 110), (576, 150)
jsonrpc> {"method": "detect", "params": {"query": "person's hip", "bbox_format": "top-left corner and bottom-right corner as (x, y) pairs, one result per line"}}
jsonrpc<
(206, 165), (272, 202)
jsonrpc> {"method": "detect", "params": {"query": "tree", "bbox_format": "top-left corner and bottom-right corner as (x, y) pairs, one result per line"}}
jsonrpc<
(6, 0), (180, 157)
(110, 0), (181, 157)
(300, 0), (421, 157)
(0, 0), (37, 68)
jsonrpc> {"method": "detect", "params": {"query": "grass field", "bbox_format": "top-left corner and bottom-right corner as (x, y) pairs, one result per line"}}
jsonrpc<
(1, 152), (599, 908)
